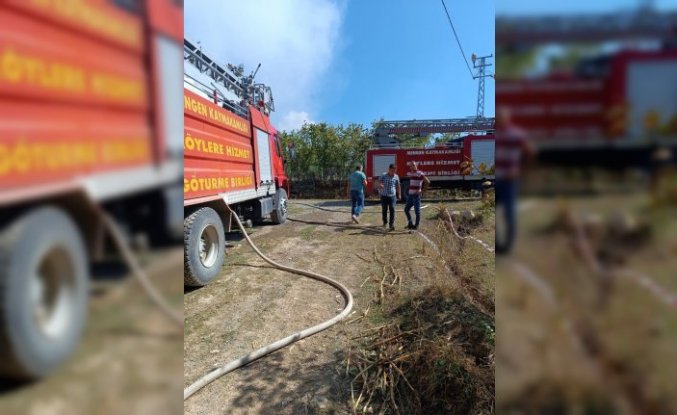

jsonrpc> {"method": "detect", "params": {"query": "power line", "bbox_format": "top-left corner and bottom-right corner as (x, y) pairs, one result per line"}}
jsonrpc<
(440, 0), (474, 79)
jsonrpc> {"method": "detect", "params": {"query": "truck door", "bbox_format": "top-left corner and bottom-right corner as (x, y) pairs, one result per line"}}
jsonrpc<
(373, 154), (396, 177)
(255, 128), (273, 185)
(626, 57), (677, 138)
(470, 139), (495, 176)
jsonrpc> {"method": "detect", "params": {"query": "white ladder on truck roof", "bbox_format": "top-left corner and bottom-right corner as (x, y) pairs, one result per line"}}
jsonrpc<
(183, 38), (275, 119)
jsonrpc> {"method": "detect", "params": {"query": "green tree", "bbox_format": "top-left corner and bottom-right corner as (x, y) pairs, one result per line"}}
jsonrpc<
(279, 122), (373, 181)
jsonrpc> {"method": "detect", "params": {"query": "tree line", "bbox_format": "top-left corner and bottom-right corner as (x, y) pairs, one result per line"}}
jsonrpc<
(278, 122), (457, 181)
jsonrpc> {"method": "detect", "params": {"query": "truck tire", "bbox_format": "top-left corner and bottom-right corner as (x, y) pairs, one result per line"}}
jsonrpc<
(271, 188), (288, 225)
(0, 207), (89, 380)
(184, 207), (225, 287)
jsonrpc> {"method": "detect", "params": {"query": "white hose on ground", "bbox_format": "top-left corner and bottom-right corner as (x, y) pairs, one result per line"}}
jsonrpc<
(183, 204), (354, 400)
(569, 215), (676, 310)
(442, 208), (495, 253)
(290, 200), (429, 213)
(449, 226), (495, 253)
(414, 231), (454, 275)
(99, 211), (184, 328)
(617, 270), (677, 309)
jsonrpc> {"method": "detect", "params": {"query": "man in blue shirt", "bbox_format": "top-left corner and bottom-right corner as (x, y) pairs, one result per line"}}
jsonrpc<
(376, 164), (401, 231)
(347, 165), (367, 223)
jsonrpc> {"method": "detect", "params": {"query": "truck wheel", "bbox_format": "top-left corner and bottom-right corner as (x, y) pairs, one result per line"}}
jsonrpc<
(0, 207), (89, 380)
(184, 207), (225, 287)
(271, 188), (288, 225)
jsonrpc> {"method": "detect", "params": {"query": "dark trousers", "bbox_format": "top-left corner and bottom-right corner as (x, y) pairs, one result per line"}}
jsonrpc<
(380, 196), (396, 227)
(350, 190), (364, 216)
(495, 180), (518, 254)
(404, 193), (421, 227)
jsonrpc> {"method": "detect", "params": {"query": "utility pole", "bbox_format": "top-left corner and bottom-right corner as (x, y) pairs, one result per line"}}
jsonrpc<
(471, 53), (493, 119)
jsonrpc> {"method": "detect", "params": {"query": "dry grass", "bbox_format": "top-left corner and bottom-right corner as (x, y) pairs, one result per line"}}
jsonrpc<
(346, 284), (494, 415)
(345, 203), (495, 415)
(497, 194), (677, 415)
(433, 205), (495, 314)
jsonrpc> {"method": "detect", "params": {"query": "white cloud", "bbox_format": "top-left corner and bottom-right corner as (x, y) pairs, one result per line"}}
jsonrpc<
(185, 0), (344, 131)
(279, 111), (314, 131)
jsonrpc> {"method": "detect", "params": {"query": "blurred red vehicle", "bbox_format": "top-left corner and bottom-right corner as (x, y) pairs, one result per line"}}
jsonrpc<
(0, 0), (183, 380)
(497, 50), (677, 167)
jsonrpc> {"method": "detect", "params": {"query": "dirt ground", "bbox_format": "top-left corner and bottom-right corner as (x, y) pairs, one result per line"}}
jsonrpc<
(496, 193), (677, 412)
(184, 198), (494, 414)
(0, 247), (184, 415)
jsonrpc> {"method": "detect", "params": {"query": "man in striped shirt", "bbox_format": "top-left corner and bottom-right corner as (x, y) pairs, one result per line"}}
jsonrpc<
(495, 107), (534, 254)
(404, 161), (430, 230)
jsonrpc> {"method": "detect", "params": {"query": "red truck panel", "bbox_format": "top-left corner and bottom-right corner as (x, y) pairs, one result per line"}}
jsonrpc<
(365, 147), (464, 193)
(365, 135), (495, 193)
(0, 8), (148, 109)
(183, 159), (256, 200)
(147, 0), (183, 41)
(0, 1), (184, 205)
(3, 0), (143, 53)
(184, 90), (257, 203)
(496, 76), (607, 141)
(184, 117), (254, 165)
(184, 90), (250, 136)
(0, 101), (151, 191)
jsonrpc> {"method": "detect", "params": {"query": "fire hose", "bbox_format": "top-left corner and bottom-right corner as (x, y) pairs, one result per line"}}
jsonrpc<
(183, 204), (354, 400)
(290, 200), (430, 213)
(289, 202), (493, 255)
(98, 208), (184, 328)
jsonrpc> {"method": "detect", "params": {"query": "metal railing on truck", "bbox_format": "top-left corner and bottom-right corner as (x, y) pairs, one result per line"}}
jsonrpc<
(184, 38), (275, 118)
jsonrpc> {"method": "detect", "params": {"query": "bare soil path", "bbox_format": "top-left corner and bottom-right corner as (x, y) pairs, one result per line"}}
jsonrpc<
(184, 199), (488, 415)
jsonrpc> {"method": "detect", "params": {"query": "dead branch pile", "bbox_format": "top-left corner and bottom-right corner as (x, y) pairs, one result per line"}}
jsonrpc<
(346, 285), (495, 415)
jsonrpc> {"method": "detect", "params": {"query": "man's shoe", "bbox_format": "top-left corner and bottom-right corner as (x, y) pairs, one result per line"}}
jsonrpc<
(389, 226), (396, 232)
(406, 223), (413, 229)
(383, 224), (388, 232)
(412, 225), (419, 231)
(351, 215), (359, 224)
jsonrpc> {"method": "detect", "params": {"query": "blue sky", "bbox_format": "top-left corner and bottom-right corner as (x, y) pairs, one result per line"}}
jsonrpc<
(185, 0), (675, 131)
(185, 1), (494, 131)
(319, 0), (495, 127)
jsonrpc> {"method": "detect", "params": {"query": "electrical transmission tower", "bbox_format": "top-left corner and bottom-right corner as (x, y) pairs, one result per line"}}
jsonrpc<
(471, 53), (493, 119)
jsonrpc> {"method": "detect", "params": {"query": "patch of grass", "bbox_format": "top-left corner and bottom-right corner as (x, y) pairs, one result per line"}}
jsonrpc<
(500, 193), (677, 413)
(366, 303), (387, 326)
(287, 206), (304, 215)
(479, 192), (495, 215)
(499, 380), (619, 415)
(224, 250), (247, 265)
(426, 215), (495, 313)
(300, 225), (317, 241)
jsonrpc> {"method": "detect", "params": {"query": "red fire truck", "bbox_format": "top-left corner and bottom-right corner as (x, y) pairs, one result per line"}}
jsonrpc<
(497, 50), (677, 144)
(0, 1), (183, 379)
(183, 40), (290, 287)
(365, 134), (495, 198)
(496, 49), (677, 167)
